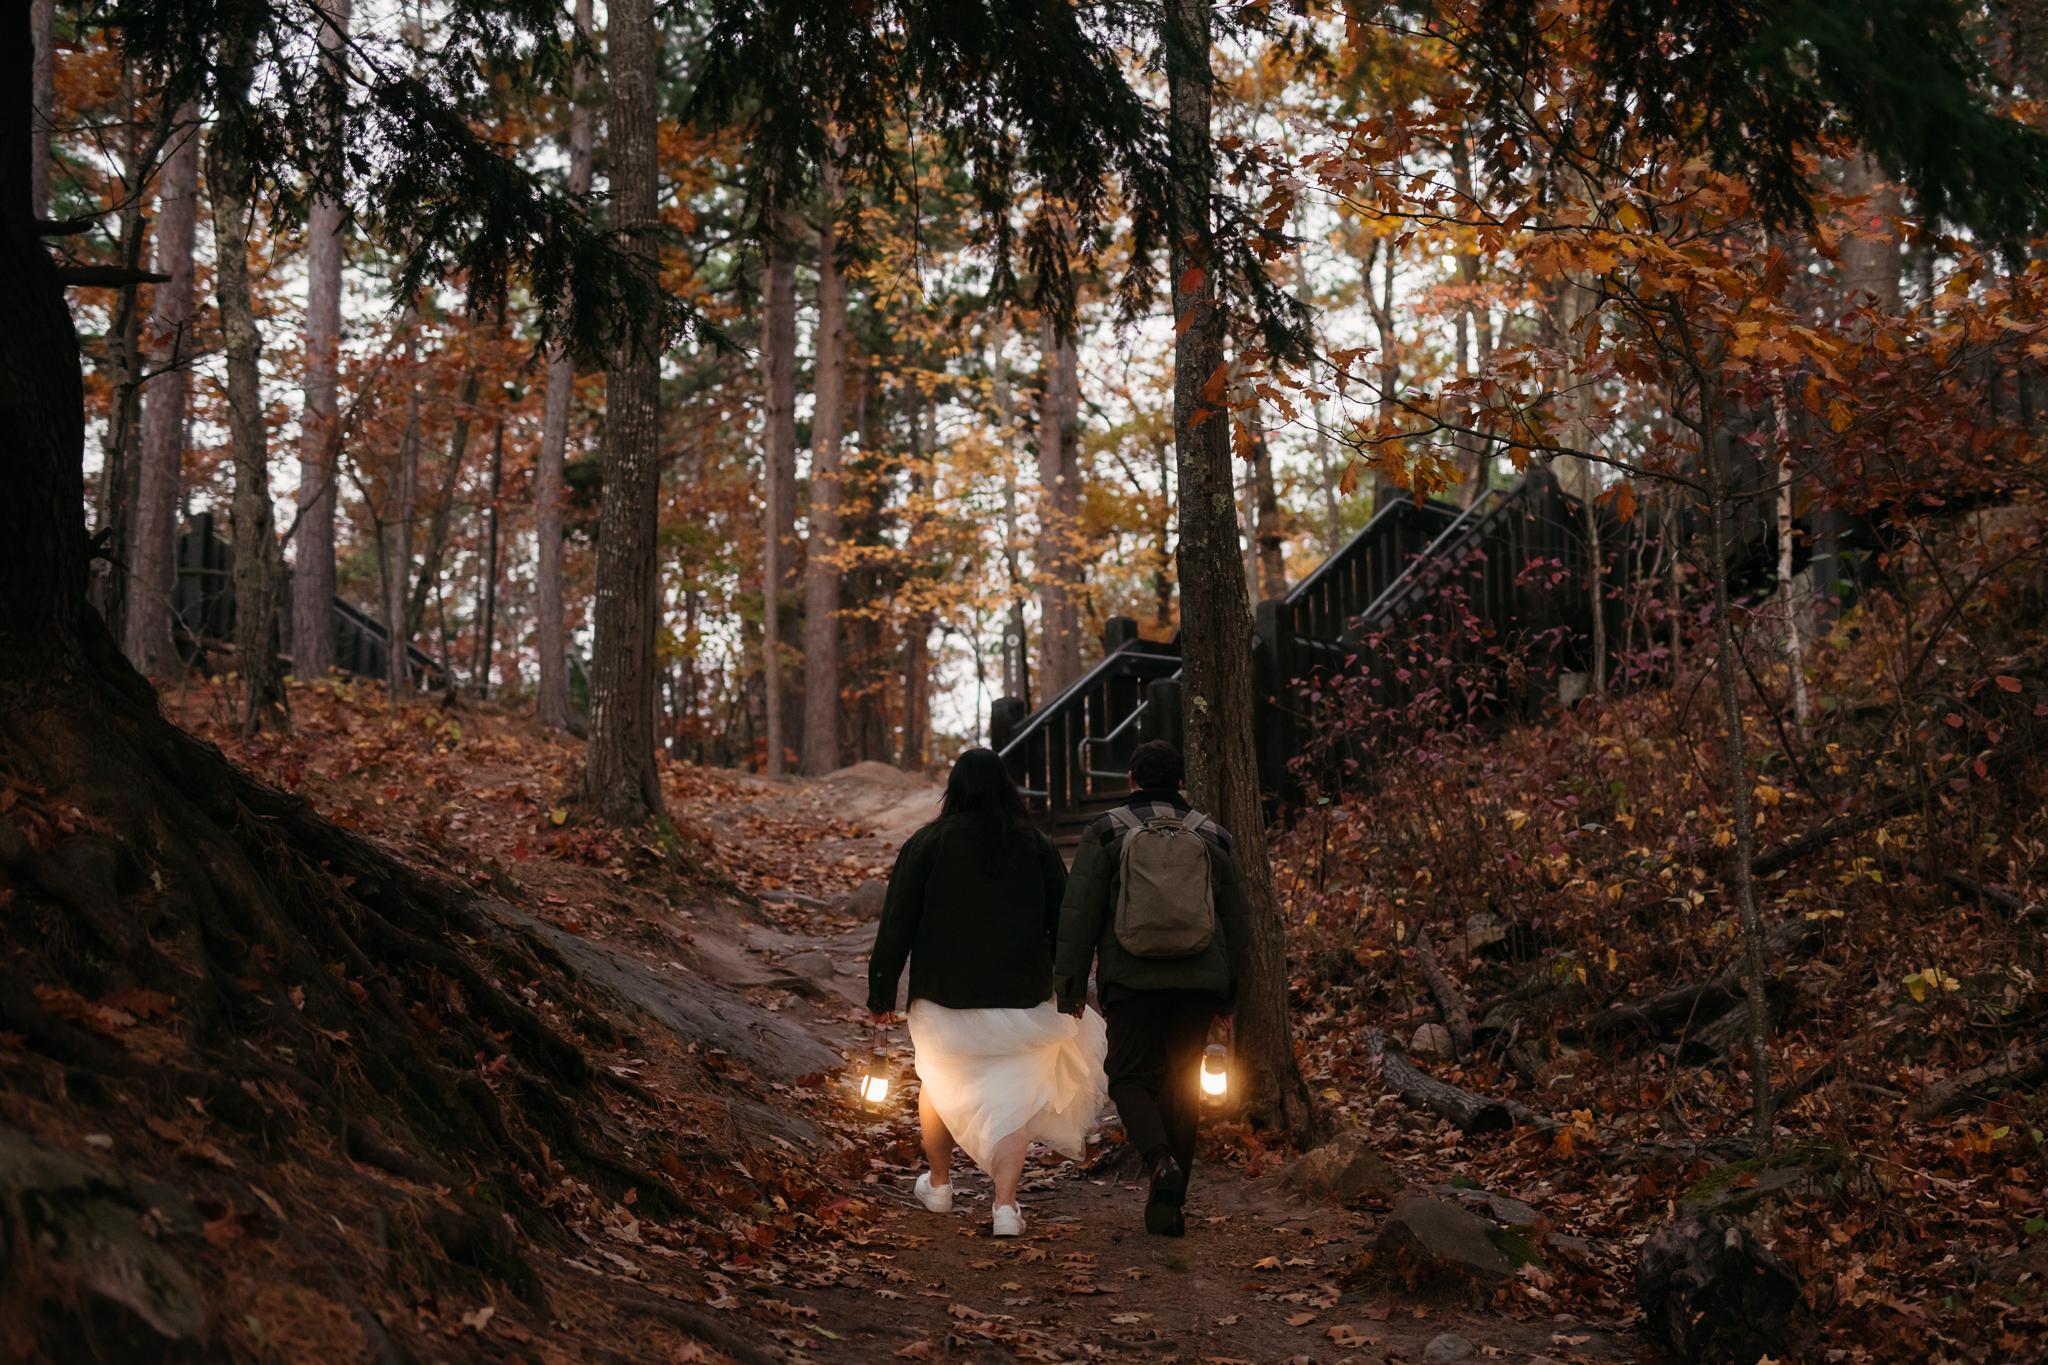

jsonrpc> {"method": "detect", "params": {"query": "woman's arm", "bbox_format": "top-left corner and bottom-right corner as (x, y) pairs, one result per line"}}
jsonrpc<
(1039, 831), (1070, 942)
(866, 829), (930, 1014)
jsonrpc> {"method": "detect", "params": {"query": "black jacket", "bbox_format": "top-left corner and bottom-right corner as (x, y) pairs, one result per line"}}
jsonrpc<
(1053, 789), (1252, 1012)
(867, 819), (1070, 1013)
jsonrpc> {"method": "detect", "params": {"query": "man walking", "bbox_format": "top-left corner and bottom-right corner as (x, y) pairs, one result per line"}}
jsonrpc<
(1054, 740), (1250, 1236)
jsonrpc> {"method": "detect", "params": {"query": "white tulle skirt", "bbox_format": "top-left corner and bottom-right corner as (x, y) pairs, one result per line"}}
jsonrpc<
(907, 999), (1109, 1172)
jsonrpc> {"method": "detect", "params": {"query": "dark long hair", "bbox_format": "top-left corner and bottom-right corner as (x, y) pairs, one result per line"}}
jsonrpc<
(937, 748), (1035, 872)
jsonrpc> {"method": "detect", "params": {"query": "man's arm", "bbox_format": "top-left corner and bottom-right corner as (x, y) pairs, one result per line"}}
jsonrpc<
(866, 831), (930, 1015)
(1053, 830), (1112, 1014)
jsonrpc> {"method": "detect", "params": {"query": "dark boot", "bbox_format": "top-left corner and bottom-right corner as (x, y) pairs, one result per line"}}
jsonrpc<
(1143, 1153), (1187, 1236)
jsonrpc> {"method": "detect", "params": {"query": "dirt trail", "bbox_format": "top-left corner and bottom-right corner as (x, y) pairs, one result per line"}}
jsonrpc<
(665, 767), (1638, 1365)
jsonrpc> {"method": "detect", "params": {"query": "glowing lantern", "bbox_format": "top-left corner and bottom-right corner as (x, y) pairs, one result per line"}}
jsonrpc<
(1200, 1044), (1229, 1096)
(858, 1049), (891, 1109)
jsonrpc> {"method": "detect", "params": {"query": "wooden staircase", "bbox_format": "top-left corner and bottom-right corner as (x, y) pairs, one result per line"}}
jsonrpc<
(995, 467), (1614, 853)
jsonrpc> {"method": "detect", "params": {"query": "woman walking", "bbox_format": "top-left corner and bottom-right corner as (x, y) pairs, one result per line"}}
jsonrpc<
(868, 748), (1107, 1236)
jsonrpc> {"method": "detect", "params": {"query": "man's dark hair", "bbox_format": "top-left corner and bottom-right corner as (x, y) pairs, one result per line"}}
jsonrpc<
(1128, 741), (1183, 793)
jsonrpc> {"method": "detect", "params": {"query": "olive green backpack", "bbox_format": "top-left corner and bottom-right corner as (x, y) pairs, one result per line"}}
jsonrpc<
(1106, 807), (1216, 958)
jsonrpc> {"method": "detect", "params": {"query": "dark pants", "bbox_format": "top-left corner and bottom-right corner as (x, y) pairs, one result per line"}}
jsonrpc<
(1104, 989), (1222, 1179)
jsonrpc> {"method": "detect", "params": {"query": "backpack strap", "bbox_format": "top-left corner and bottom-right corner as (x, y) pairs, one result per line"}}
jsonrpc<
(1179, 809), (1212, 838)
(1106, 807), (1143, 843)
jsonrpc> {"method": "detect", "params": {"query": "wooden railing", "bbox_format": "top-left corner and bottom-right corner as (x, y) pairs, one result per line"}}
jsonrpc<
(167, 513), (445, 685)
(996, 467), (1629, 841)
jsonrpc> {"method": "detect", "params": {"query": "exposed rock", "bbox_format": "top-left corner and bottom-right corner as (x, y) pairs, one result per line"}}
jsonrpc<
(491, 905), (839, 1081)
(1423, 1333), (1476, 1362)
(781, 950), (842, 979)
(1636, 1215), (1812, 1365)
(0, 1124), (204, 1352)
(846, 879), (889, 920)
(1408, 1023), (1454, 1061)
(1372, 1196), (1517, 1284)
(727, 1096), (821, 1151)
(1424, 1184), (1539, 1226)
(1285, 1134), (1404, 1202)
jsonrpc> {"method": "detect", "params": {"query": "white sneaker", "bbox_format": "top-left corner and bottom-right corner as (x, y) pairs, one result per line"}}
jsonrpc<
(992, 1204), (1025, 1237)
(914, 1172), (953, 1213)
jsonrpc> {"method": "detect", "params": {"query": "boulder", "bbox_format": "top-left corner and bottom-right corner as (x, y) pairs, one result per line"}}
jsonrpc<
(1372, 1196), (1517, 1284)
(0, 1124), (205, 1354)
(1409, 1023), (1454, 1061)
(1423, 1334), (1475, 1363)
(846, 879), (889, 920)
(1636, 1215), (1813, 1365)
(1285, 1134), (1404, 1202)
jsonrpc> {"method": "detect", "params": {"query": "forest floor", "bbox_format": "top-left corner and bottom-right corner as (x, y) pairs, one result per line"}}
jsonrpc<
(92, 675), (1637, 1365)
(8, 670), (2041, 1364)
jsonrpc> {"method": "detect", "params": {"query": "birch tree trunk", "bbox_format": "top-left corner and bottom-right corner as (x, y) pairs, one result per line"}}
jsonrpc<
(292, 0), (351, 681)
(801, 159), (848, 776)
(535, 0), (595, 731)
(128, 106), (200, 677)
(1165, 0), (1312, 1141)
(210, 22), (284, 736)
(578, 0), (666, 823)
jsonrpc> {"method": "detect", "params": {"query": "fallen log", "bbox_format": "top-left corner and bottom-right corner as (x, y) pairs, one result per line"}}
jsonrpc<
(1907, 1036), (2048, 1120)
(1413, 927), (1476, 1062)
(1571, 984), (1737, 1044)
(1880, 855), (2036, 920)
(1365, 1029), (1511, 1134)
(1749, 745), (2011, 879)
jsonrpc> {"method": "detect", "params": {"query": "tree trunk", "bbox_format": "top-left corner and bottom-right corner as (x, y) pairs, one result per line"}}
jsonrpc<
(578, 0), (665, 823)
(801, 159), (847, 776)
(1367, 239), (1400, 508)
(1248, 400), (1285, 600)
(900, 383), (934, 771)
(210, 29), (284, 736)
(291, 0), (350, 682)
(1702, 399), (1775, 1148)
(1037, 315), (1082, 698)
(991, 318), (1033, 707)
(29, 0), (51, 221)
(759, 222), (799, 775)
(126, 106), (200, 676)
(535, 0), (595, 732)
(96, 69), (151, 649)
(478, 420), (503, 695)
(405, 366), (481, 645)
(1164, 0), (1312, 1141)
(1839, 155), (1903, 315)
(387, 333), (422, 702)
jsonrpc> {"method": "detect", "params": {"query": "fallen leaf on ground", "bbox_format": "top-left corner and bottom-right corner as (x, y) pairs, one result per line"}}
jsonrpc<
(1215, 1315), (1241, 1326)
(1286, 1311), (1317, 1326)
(1109, 1313), (1153, 1324)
